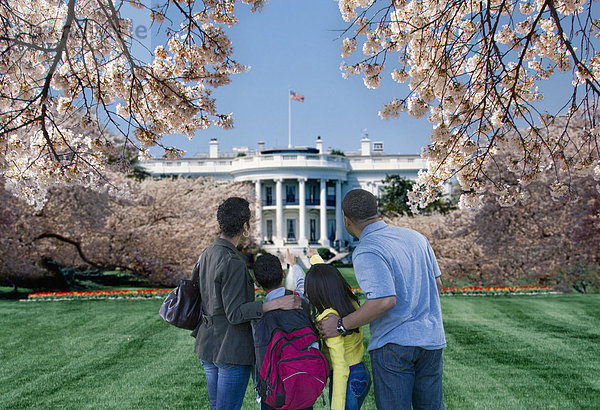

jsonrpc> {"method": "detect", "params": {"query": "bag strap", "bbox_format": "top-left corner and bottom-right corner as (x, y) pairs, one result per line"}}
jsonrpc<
(189, 252), (205, 338)
(191, 252), (203, 282)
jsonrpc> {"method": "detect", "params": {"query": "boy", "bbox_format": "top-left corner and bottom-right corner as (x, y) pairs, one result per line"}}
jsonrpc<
(252, 252), (323, 410)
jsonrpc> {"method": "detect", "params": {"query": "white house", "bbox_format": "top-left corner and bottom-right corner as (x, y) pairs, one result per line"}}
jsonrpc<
(140, 135), (426, 257)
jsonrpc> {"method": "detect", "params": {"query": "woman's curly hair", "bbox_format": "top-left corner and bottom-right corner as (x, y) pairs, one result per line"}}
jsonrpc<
(217, 197), (251, 237)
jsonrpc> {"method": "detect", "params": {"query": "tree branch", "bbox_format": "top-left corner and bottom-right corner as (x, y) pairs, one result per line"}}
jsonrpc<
(40, 0), (77, 102)
(35, 232), (103, 269)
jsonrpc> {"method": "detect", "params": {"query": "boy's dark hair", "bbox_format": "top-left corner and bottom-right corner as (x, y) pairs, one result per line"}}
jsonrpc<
(304, 264), (360, 333)
(217, 197), (251, 237)
(342, 189), (378, 222)
(254, 254), (284, 290)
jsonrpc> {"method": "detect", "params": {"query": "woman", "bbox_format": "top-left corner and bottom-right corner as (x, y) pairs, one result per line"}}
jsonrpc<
(194, 197), (300, 410)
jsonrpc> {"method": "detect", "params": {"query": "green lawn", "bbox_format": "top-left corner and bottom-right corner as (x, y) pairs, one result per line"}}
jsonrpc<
(1, 294), (598, 409)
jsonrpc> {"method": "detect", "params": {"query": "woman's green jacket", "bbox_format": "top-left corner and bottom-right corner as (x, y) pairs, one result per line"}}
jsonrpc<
(194, 238), (263, 365)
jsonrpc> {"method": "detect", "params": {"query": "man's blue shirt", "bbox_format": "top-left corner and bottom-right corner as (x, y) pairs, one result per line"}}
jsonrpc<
(353, 220), (446, 351)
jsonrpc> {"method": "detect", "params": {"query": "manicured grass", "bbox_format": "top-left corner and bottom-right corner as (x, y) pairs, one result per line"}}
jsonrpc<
(441, 295), (600, 409)
(1, 299), (207, 408)
(337, 267), (360, 288)
(1, 294), (598, 409)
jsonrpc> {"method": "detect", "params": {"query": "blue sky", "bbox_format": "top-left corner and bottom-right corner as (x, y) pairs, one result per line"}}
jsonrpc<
(137, 0), (433, 157)
(130, 0), (573, 158)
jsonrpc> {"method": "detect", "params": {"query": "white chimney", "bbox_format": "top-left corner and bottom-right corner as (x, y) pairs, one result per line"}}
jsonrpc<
(209, 138), (219, 158)
(258, 141), (265, 152)
(361, 136), (371, 156)
(316, 136), (323, 154)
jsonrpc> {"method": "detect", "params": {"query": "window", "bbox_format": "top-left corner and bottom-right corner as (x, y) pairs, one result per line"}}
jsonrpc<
(287, 219), (296, 241)
(328, 220), (336, 242)
(308, 185), (318, 205)
(286, 185), (296, 204)
(266, 220), (273, 243)
(265, 186), (273, 206)
(327, 185), (336, 206)
(309, 219), (316, 242)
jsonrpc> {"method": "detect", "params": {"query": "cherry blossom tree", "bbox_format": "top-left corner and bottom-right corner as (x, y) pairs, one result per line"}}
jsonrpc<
(386, 178), (599, 290)
(384, 212), (484, 286)
(0, 0), (263, 209)
(467, 170), (599, 291)
(0, 176), (255, 291)
(336, 0), (600, 208)
(385, 138), (599, 290)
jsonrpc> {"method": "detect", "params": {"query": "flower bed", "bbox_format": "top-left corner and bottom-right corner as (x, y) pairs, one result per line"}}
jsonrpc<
(25, 288), (172, 301)
(25, 285), (557, 301)
(441, 285), (556, 296)
(351, 286), (556, 296)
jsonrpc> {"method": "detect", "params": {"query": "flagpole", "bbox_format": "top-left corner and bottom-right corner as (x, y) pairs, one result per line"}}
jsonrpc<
(288, 89), (292, 148)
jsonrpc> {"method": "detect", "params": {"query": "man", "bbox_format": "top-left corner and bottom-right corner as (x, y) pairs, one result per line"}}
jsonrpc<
(319, 189), (446, 410)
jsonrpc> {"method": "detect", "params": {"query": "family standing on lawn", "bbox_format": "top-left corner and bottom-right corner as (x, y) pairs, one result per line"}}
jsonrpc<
(193, 190), (446, 410)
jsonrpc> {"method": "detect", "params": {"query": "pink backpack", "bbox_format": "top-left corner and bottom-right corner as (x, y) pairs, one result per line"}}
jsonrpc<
(258, 327), (329, 409)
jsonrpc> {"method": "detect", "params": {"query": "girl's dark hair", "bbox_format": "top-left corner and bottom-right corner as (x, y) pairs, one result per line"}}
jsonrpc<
(305, 264), (360, 334)
(217, 197), (251, 237)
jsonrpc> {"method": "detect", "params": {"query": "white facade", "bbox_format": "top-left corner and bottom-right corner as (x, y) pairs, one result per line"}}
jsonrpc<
(141, 136), (426, 255)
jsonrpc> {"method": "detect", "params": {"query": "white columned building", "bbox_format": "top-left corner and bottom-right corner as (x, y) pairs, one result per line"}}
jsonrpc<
(141, 135), (428, 256)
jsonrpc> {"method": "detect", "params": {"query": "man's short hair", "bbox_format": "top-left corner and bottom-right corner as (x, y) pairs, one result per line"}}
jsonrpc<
(253, 254), (284, 290)
(217, 197), (251, 237)
(342, 189), (378, 222)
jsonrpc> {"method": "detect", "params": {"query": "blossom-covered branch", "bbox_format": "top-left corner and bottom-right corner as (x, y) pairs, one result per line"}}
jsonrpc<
(337, 0), (600, 208)
(0, 0), (263, 208)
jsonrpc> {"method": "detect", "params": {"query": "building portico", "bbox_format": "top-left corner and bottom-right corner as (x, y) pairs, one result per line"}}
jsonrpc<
(252, 176), (345, 249)
(141, 136), (427, 255)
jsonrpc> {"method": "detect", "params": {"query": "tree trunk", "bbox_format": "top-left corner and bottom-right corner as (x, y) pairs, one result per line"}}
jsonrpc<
(38, 258), (70, 291)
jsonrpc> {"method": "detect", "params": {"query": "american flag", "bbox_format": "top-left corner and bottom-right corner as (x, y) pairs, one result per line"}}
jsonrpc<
(290, 91), (305, 102)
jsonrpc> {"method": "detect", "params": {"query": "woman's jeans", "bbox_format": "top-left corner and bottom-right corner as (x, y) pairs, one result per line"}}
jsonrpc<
(201, 360), (252, 410)
(370, 344), (444, 410)
(329, 361), (372, 410)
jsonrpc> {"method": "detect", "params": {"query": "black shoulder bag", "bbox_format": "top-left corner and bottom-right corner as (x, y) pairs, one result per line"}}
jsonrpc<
(159, 254), (203, 330)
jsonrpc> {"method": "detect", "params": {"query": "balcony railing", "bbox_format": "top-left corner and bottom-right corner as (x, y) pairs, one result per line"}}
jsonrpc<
(264, 198), (301, 205)
(262, 198), (339, 207)
(230, 153), (350, 172)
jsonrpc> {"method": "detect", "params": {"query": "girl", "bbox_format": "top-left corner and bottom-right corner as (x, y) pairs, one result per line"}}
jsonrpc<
(304, 263), (371, 410)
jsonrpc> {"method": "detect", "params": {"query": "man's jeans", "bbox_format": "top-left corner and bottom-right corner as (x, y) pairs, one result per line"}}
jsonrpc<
(201, 361), (252, 410)
(370, 344), (444, 410)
